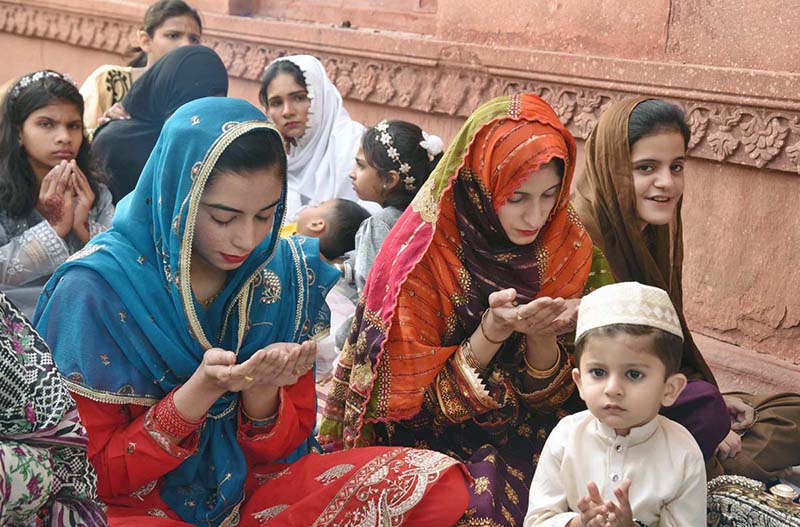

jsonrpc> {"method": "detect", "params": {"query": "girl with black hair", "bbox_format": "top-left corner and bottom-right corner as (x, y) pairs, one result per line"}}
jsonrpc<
(80, 0), (202, 134)
(343, 119), (443, 292)
(574, 97), (800, 483)
(0, 70), (113, 293)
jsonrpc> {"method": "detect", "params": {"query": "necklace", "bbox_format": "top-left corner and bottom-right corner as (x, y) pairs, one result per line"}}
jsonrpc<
(199, 288), (223, 309)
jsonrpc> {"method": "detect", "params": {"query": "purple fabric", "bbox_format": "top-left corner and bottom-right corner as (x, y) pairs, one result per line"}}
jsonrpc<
(660, 379), (729, 460)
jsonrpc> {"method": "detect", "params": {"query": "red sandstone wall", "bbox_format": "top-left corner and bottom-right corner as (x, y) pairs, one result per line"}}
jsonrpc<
(1, 0), (798, 387)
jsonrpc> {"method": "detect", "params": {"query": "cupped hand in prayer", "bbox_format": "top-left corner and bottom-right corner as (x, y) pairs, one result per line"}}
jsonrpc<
(235, 340), (317, 389)
(199, 342), (316, 394)
(487, 288), (569, 338)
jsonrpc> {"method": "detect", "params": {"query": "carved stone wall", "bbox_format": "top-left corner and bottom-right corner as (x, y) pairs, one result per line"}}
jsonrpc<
(3, 0), (800, 176)
(1, 0), (798, 375)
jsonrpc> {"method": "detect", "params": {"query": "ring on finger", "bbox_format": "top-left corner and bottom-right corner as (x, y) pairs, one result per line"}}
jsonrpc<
(516, 308), (524, 321)
(244, 375), (254, 382)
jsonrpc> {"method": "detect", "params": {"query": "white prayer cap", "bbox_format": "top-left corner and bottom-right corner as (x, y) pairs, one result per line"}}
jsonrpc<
(575, 282), (684, 342)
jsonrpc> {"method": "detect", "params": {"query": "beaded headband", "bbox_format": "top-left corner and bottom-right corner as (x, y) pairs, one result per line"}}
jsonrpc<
(9, 71), (75, 102)
(373, 120), (443, 192)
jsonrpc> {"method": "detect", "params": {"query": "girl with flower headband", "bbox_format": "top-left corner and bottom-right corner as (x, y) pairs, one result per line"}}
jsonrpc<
(342, 119), (444, 293)
(0, 70), (113, 309)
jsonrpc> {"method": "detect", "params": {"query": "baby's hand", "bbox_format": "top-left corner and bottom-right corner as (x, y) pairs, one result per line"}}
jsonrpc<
(605, 479), (635, 527)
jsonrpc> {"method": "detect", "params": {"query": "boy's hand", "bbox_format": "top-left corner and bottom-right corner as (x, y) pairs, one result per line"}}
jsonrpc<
(576, 481), (608, 527)
(606, 479), (636, 526)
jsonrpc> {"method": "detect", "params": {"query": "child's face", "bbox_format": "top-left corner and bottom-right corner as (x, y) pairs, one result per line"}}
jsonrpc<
(295, 200), (335, 237)
(572, 332), (686, 436)
(630, 130), (686, 230)
(19, 101), (83, 181)
(348, 146), (385, 204)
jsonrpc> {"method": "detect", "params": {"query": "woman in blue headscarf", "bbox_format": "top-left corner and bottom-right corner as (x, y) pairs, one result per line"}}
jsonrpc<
(33, 97), (468, 527)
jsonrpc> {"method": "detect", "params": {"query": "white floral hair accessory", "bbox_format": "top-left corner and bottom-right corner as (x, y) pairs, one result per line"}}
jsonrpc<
(9, 70), (75, 101)
(374, 120), (416, 191)
(419, 131), (444, 162)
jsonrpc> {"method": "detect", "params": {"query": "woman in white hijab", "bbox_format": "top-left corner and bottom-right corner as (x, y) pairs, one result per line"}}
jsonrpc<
(260, 55), (373, 219)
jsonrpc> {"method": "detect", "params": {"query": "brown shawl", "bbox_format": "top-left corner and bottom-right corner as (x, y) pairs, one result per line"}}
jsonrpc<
(572, 96), (715, 383)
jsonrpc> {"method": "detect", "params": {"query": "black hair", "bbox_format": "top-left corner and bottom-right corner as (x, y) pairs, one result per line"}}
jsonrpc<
(628, 99), (691, 150)
(0, 71), (102, 219)
(207, 129), (287, 188)
(574, 323), (684, 377)
(127, 0), (203, 67)
(258, 59), (307, 109)
(362, 120), (443, 209)
(546, 157), (565, 178)
(319, 199), (370, 260)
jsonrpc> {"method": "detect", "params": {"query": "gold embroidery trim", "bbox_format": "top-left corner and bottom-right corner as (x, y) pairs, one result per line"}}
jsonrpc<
(178, 120), (285, 351)
(64, 378), (159, 406)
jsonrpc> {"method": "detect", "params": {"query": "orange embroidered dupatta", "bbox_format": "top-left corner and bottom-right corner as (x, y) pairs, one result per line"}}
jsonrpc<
(319, 94), (592, 448)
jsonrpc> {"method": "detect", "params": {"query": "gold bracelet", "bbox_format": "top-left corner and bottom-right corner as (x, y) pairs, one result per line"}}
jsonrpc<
(523, 348), (562, 379)
(458, 338), (485, 372)
(241, 405), (278, 426)
(479, 309), (507, 345)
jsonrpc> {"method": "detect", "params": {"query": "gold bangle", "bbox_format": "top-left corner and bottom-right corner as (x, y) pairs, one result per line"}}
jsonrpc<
(479, 310), (507, 345)
(241, 406), (278, 425)
(459, 339), (485, 372)
(523, 350), (562, 379)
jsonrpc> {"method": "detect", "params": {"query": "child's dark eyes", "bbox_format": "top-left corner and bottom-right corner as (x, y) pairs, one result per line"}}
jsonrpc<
(589, 368), (606, 378)
(626, 370), (644, 380)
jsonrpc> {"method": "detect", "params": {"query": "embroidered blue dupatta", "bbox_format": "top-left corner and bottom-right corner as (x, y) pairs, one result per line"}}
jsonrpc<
(34, 97), (338, 526)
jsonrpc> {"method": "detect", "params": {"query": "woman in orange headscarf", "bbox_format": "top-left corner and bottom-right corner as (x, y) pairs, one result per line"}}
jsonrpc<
(321, 93), (593, 526)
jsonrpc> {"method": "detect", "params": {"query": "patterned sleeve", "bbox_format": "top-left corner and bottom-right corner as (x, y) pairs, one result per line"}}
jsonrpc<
(0, 219), (70, 286)
(0, 293), (106, 526)
(88, 184), (115, 239)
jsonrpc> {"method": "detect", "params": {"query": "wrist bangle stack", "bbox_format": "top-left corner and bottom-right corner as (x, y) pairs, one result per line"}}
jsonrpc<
(479, 309), (507, 345)
(458, 338), (485, 372)
(523, 349), (562, 379)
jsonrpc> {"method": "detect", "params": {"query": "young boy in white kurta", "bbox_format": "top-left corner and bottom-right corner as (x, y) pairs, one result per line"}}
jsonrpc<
(524, 282), (706, 527)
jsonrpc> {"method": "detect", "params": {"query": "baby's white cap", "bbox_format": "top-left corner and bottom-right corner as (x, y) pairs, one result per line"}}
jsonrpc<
(575, 282), (684, 342)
